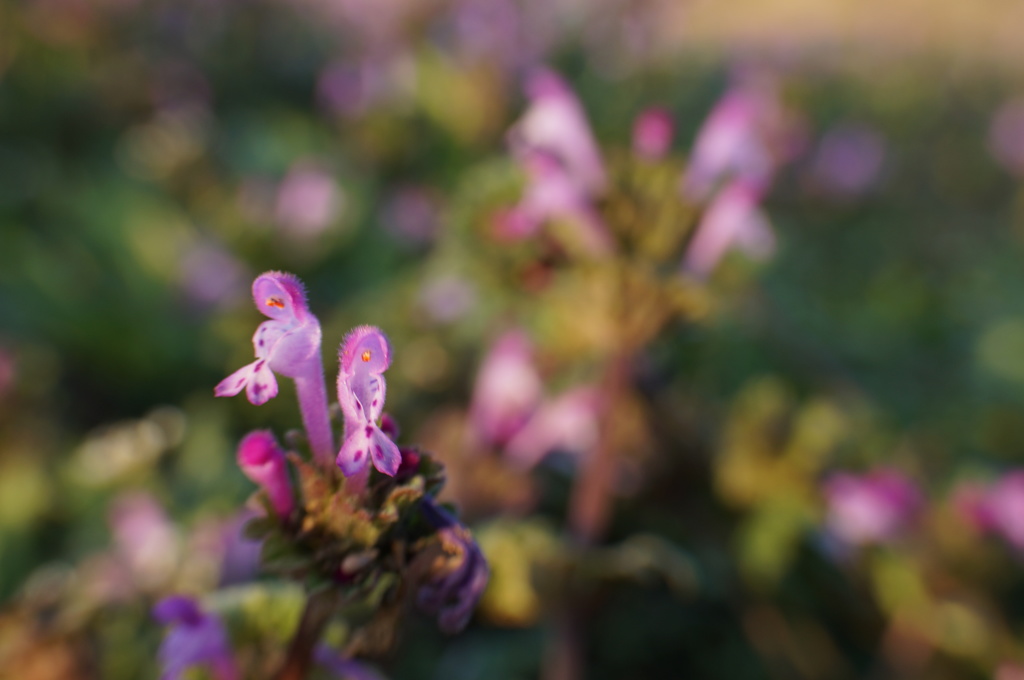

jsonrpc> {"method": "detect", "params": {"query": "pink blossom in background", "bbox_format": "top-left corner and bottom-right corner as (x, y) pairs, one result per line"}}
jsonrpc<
(504, 386), (601, 470)
(417, 274), (478, 324)
(470, 330), (543, 447)
(178, 240), (249, 308)
(381, 186), (441, 246)
(822, 469), (922, 547)
(808, 122), (886, 197)
(316, 55), (415, 118)
(988, 98), (1024, 176)
(632, 107), (674, 160)
(961, 471), (1024, 551)
(0, 347), (14, 399)
(275, 162), (343, 236)
(499, 149), (613, 255)
(154, 596), (239, 680)
(509, 67), (607, 195)
(682, 179), (774, 278)
(682, 85), (779, 201)
(109, 492), (180, 590)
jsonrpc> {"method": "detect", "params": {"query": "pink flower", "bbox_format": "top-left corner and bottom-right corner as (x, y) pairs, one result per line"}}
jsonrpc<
(958, 471), (1024, 551)
(682, 179), (774, 278)
(509, 67), (607, 195)
(504, 386), (601, 470)
(275, 162), (343, 236)
(822, 469), (922, 546)
(808, 123), (886, 197)
(153, 596), (238, 680)
(682, 84), (781, 201)
(336, 326), (401, 477)
(215, 272), (334, 465)
(236, 430), (294, 518)
(989, 98), (1024, 176)
(469, 330), (543, 447)
(633, 107), (674, 160)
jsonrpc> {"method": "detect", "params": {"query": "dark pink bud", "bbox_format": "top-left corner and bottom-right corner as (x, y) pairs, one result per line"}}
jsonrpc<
(237, 430), (294, 518)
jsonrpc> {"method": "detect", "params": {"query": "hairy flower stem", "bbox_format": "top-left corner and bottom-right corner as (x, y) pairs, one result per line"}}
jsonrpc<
(294, 367), (334, 468)
(274, 589), (341, 680)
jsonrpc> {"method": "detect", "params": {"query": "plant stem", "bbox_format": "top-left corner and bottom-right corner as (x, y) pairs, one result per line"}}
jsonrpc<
(294, 365), (335, 468)
(274, 589), (341, 680)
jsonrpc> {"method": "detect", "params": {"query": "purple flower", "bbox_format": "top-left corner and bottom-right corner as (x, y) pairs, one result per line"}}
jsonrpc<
(681, 84), (780, 201)
(807, 123), (886, 197)
(153, 596), (238, 680)
(417, 500), (489, 634)
(682, 179), (775, 278)
(215, 271), (334, 465)
(504, 386), (601, 470)
(509, 67), (607, 195)
(822, 469), (922, 547)
(633, 107), (674, 160)
(336, 326), (401, 477)
(469, 330), (543, 447)
(236, 430), (294, 518)
(315, 647), (388, 680)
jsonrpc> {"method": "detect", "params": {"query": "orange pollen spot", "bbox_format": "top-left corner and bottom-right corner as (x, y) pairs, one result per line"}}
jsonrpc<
(266, 297), (285, 309)
(361, 350), (372, 362)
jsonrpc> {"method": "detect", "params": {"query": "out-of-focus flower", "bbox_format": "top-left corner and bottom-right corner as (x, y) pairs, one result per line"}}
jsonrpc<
(381, 186), (441, 247)
(509, 67), (607, 195)
(956, 471), (1024, 551)
(681, 82), (781, 201)
(682, 179), (774, 278)
(469, 330), (543, 447)
(822, 469), (922, 547)
(336, 326), (401, 477)
(807, 122), (886, 197)
(275, 162), (343, 236)
(153, 596), (238, 680)
(504, 386), (601, 470)
(0, 346), (15, 399)
(178, 240), (249, 308)
(416, 500), (489, 634)
(989, 98), (1024, 176)
(417, 274), (478, 324)
(316, 55), (416, 118)
(236, 430), (294, 518)
(216, 272), (333, 464)
(109, 493), (180, 591)
(315, 647), (388, 680)
(496, 149), (613, 255)
(633, 107), (674, 160)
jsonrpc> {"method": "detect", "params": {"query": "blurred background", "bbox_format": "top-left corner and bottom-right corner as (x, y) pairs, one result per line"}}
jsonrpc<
(6, 1), (1024, 678)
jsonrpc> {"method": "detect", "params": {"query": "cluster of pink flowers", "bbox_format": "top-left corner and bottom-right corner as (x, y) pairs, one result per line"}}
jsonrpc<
(497, 66), (797, 278)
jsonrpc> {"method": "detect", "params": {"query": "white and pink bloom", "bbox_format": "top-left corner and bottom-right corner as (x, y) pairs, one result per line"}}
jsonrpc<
(822, 469), (922, 547)
(954, 471), (1024, 551)
(336, 325), (401, 478)
(236, 430), (294, 519)
(682, 179), (775, 279)
(504, 386), (602, 470)
(215, 272), (334, 465)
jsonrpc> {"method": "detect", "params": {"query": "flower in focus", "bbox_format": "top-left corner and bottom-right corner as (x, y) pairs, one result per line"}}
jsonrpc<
(215, 271), (321, 406)
(633, 107), (674, 160)
(822, 469), (922, 547)
(153, 596), (238, 680)
(682, 179), (774, 279)
(508, 67), (607, 195)
(236, 430), (294, 519)
(469, 330), (543, 448)
(336, 325), (401, 477)
(416, 499), (489, 634)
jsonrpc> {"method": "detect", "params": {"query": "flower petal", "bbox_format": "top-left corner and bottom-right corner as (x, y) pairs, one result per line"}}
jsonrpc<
(336, 428), (371, 478)
(245, 361), (279, 405)
(369, 425), (401, 476)
(214, 362), (258, 398)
